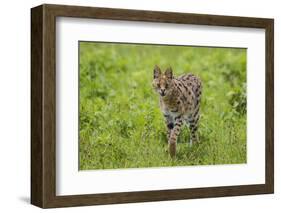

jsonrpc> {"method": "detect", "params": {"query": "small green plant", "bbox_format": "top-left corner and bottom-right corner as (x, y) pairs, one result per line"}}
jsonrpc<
(227, 83), (247, 115)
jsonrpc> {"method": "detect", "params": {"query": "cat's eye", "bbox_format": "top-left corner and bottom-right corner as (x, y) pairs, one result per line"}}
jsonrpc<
(157, 83), (160, 87)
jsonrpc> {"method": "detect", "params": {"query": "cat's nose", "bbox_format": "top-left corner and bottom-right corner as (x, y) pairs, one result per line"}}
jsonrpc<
(160, 89), (165, 96)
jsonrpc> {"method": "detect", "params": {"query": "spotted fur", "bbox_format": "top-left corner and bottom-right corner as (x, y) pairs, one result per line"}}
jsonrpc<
(152, 65), (202, 157)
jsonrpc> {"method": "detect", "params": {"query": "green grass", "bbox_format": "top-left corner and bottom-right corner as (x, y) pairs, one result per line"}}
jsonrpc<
(79, 42), (247, 170)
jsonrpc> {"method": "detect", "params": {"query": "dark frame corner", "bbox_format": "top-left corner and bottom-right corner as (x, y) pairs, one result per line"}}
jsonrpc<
(31, 4), (274, 208)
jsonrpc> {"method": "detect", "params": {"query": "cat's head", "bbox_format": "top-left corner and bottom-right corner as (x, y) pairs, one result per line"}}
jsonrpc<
(152, 65), (174, 97)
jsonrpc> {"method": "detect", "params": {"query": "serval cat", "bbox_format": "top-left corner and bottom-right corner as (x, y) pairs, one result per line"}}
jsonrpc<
(152, 65), (202, 157)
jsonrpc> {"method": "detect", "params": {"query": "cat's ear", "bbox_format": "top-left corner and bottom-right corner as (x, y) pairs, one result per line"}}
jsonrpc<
(165, 67), (173, 79)
(154, 65), (161, 79)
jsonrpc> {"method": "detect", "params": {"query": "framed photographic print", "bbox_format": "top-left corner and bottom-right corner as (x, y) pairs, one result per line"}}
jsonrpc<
(31, 4), (274, 208)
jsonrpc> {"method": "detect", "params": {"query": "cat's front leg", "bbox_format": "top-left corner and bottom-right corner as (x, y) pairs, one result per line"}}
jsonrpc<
(164, 114), (174, 140)
(168, 116), (183, 157)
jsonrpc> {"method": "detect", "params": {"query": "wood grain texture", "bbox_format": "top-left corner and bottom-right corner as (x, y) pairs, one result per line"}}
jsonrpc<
(265, 20), (274, 193)
(31, 4), (274, 208)
(31, 5), (43, 207)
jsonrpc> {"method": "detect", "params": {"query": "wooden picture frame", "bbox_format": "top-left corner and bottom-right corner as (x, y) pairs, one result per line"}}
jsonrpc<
(31, 4), (274, 208)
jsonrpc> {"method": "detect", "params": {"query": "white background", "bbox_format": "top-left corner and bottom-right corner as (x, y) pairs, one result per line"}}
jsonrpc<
(57, 18), (265, 195)
(0, 0), (279, 212)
